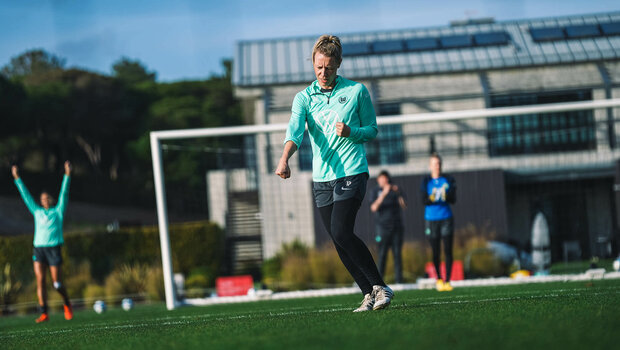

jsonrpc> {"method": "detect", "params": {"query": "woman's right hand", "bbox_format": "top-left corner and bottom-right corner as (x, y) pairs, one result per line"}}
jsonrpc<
(11, 165), (19, 180)
(275, 159), (291, 179)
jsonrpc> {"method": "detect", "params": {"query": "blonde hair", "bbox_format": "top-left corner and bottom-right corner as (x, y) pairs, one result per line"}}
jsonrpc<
(312, 35), (342, 64)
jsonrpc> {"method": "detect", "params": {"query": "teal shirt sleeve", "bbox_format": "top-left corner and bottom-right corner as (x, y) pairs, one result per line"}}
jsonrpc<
(14, 178), (40, 215)
(348, 85), (378, 144)
(56, 175), (70, 215)
(284, 92), (308, 148)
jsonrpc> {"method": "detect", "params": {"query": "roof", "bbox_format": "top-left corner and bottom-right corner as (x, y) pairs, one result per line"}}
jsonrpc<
(233, 11), (620, 87)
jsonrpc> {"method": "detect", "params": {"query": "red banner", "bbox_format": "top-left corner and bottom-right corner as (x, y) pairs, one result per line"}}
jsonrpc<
(216, 275), (254, 297)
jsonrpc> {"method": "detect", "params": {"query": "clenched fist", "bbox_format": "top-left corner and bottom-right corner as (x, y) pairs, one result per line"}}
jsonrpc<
(275, 159), (291, 179)
(335, 122), (351, 137)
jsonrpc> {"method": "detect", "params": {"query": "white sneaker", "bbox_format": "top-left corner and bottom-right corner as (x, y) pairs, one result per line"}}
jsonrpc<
(353, 293), (374, 312)
(372, 285), (394, 310)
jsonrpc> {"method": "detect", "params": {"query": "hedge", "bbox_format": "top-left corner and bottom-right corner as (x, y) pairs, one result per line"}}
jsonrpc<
(0, 221), (225, 287)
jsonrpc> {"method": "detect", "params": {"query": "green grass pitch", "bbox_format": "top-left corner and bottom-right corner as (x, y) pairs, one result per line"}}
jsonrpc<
(1, 279), (619, 350)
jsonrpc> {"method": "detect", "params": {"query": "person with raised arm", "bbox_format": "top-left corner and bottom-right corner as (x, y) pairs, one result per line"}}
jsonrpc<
(12, 161), (73, 322)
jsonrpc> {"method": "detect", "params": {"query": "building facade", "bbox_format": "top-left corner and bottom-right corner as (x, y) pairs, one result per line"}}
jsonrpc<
(218, 12), (620, 268)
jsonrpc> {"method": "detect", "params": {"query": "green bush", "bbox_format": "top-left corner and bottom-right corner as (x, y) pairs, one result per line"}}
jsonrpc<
(83, 284), (106, 301)
(308, 247), (353, 286)
(185, 266), (215, 289)
(64, 261), (95, 300)
(280, 254), (313, 291)
(145, 266), (165, 301)
(0, 263), (23, 315)
(400, 241), (430, 282)
(0, 235), (34, 287)
(263, 226), (501, 291)
(104, 264), (150, 301)
(64, 221), (224, 282)
(467, 248), (507, 277)
(0, 221), (224, 309)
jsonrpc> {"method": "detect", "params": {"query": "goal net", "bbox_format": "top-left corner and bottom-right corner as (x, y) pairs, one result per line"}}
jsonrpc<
(151, 98), (620, 309)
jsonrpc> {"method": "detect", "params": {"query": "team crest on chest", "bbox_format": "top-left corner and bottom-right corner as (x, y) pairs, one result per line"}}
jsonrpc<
(338, 96), (348, 104)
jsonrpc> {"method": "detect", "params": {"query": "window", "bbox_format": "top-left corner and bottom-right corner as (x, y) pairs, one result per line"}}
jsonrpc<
(298, 131), (313, 171)
(440, 35), (473, 48)
(372, 40), (404, 54)
(600, 22), (620, 35)
(341, 30), (510, 57)
(405, 38), (439, 51)
(530, 27), (565, 41)
(487, 90), (595, 156)
(529, 22), (620, 42)
(365, 103), (405, 165)
(341, 42), (371, 56)
(565, 25), (600, 38)
(474, 32), (510, 46)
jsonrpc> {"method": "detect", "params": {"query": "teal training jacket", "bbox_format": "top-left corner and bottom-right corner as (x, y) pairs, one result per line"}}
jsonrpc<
(284, 76), (378, 182)
(14, 175), (70, 247)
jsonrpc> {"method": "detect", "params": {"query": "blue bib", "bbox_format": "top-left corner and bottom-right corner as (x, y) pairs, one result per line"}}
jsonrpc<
(425, 177), (453, 221)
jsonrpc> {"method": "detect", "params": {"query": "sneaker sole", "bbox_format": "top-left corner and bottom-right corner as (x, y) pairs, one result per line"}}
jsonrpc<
(372, 299), (392, 310)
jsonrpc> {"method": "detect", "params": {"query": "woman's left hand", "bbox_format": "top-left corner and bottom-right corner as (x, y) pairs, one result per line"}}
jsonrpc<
(335, 122), (350, 137)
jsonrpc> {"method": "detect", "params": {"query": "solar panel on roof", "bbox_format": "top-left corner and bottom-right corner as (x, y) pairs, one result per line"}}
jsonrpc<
(440, 35), (473, 48)
(372, 40), (404, 54)
(600, 22), (620, 35)
(530, 27), (565, 41)
(341, 42), (371, 56)
(565, 25), (600, 38)
(474, 32), (509, 46)
(405, 38), (439, 51)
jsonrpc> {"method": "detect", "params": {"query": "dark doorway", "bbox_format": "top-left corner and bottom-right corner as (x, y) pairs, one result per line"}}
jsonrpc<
(542, 193), (590, 261)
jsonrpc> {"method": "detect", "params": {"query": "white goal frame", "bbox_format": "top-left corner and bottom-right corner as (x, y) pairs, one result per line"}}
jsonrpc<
(150, 98), (620, 310)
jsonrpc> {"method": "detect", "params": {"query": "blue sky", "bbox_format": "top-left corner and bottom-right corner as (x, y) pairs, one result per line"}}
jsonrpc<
(1, 0), (618, 81)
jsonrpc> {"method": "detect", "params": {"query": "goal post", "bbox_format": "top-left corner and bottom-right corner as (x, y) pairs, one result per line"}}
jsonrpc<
(150, 98), (620, 310)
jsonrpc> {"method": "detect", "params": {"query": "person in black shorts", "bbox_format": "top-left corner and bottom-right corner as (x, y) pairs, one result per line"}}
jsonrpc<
(275, 34), (393, 312)
(420, 153), (456, 291)
(12, 161), (73, 322)
(370, 170), (407, 283)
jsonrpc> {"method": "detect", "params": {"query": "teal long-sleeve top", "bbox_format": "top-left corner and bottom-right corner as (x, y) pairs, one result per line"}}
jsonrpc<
(14, 175), (70, 247)
(284, 76), (378, 182)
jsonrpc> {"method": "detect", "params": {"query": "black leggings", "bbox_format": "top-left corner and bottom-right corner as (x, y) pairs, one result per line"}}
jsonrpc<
(377, 227), (403, 283)
(318, 198), (386, 295)
(428, 234), (454, 282)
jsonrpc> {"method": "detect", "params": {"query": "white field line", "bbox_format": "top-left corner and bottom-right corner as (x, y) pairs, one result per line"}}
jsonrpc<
(185, 271), (620, 306)
(2, 287), (619, 339)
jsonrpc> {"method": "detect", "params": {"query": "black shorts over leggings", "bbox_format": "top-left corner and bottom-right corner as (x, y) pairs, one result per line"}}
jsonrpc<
(33, 245), (63, 266)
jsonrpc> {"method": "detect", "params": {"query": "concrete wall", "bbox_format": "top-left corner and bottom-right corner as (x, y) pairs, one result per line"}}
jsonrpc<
(487, 64), (603, 93)
(259, 171), (315, 258)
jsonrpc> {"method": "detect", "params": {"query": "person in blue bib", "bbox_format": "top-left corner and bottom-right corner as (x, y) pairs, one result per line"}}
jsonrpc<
(275, 34), (393, 312)
(12, 161), (73, 323)
(420, 153), (456, 292)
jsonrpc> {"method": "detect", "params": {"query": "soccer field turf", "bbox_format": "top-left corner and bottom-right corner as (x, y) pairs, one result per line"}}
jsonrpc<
(1, 279), (619, 350)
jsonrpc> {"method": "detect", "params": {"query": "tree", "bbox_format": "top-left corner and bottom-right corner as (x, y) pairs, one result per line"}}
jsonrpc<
(1, 49), (65, 79)
(0, 76), (29, 167)
(112, 57), (156, 85)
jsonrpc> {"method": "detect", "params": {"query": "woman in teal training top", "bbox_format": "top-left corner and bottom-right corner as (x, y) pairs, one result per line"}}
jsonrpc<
(275, 35), (393, 312)
(12, 161), (73, 323)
